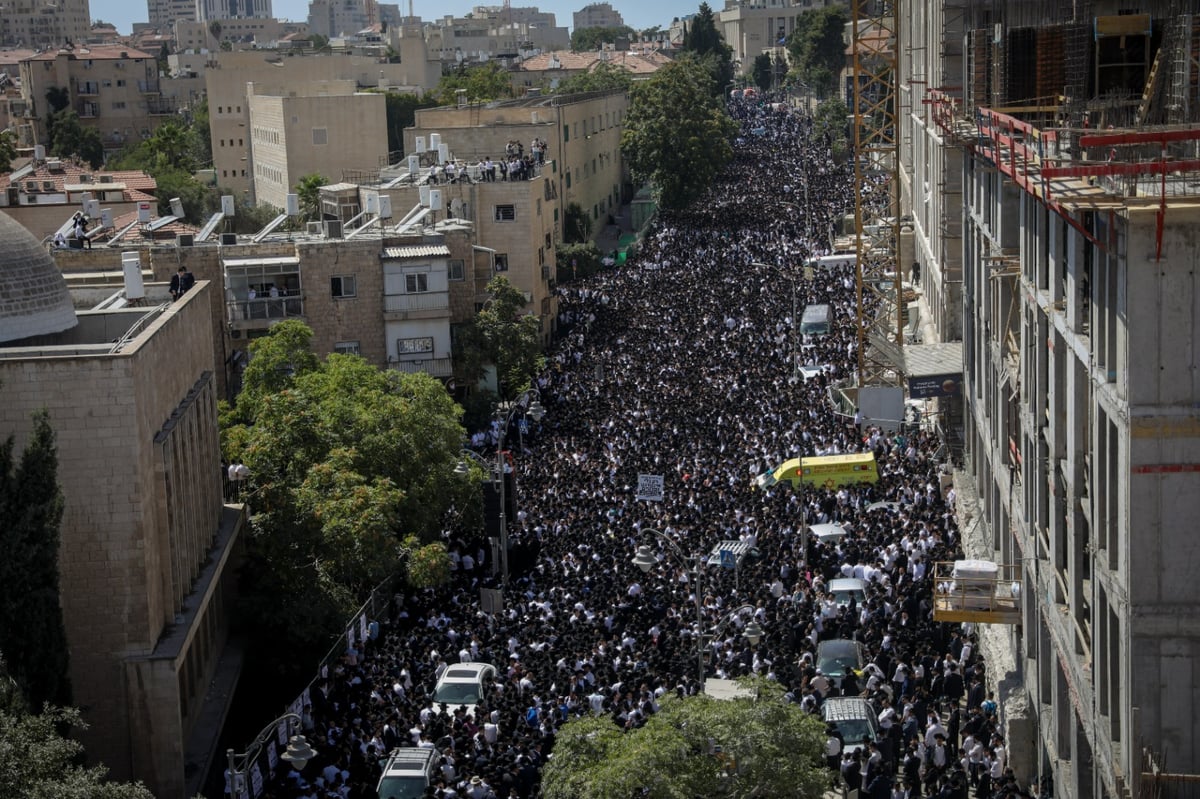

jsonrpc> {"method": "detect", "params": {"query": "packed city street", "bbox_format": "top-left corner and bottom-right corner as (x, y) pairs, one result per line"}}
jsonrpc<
(269, 96), (1015, 799)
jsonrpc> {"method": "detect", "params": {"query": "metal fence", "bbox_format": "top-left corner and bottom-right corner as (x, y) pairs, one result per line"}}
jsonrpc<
(228, 575), (399, 798)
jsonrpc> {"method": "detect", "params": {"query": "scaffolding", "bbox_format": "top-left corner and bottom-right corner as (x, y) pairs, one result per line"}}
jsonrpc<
(851, 0), (905, 386)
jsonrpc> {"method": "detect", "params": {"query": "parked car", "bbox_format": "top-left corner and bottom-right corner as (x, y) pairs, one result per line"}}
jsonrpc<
(828, 577), (868, 608)
(430, 662), (495, 714)
(377, 748), (440, 799)
(816, 638), (864, 689)
(822, 696), (880, 755)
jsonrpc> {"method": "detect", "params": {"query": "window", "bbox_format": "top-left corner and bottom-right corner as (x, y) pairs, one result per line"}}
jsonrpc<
(116, 79), (126, 87)
(494, 204), (516, 222)
(331, 275), (356, 298)
(565, 172), (571, 189)
(397, 336), (434, 355)
(537, 246), (544, 265)
(563, 123), (569, 142)
(494, 253), (509, 272)
(448, 259), (465, 281)
(312, 128), (328, 145)
(112, 101), (126, 110)
(334, 340), (361, 355)
(545, 233), (552, 250)
(536, 198), (542, 216)
(405, 272), (428, 293)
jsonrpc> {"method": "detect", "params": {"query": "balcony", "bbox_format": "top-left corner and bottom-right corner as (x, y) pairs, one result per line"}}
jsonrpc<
(226, 295), (304, 327)
(138, 79), (161, 94)
(388, 356), (453, 378)
(383, 291), (450, 314)
(146, 97), (178, 115)
(76, 80), (100, 95)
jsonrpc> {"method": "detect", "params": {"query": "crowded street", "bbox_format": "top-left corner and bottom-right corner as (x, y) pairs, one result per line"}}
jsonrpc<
(259, 95), (1015, 799)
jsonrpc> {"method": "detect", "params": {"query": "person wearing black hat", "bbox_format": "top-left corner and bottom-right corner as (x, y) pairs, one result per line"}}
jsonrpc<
(170, 265), (195, 301)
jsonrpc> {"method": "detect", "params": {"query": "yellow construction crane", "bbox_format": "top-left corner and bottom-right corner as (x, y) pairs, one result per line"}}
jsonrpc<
(850, 0), (905, 386)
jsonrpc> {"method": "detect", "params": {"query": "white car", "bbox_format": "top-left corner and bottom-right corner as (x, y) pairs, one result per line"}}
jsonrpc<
(431, 662), (495, 714)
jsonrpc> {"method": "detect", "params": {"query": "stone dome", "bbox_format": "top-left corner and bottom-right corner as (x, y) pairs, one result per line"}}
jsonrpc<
(0, 211), (77, 344)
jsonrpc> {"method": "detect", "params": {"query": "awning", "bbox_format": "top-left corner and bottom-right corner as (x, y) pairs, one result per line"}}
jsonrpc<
(383, 245), (451, 259)
(904, 342), (963, 399)
(222, 256), (301, 268)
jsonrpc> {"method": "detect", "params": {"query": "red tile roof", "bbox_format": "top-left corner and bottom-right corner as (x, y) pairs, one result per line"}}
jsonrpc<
(25, 44), (157, 62)
(0, 158), (158, 200)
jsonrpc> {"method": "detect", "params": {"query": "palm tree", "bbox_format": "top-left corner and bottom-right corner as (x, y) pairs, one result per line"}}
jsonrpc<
(294, 173), (327, 221)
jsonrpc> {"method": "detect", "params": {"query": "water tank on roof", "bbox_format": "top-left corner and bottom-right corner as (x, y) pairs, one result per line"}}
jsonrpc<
(429, 132), (441, 152)
(415, 135), (426, 153)
(419, 184), (430, 206)
(122, 251), (145, 300)
(438, 143), (449, 163)
(285, 193), (299, 216)
(428, 189), (443, 211)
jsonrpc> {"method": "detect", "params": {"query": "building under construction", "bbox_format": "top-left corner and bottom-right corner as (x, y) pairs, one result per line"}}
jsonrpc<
(900, 2), (1200, 799)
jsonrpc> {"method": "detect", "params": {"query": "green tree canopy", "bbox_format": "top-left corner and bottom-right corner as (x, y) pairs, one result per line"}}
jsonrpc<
(0, 696), (155, 799)
(0, 129), (17, 173)
(452, 276), (545, 398)
(620, 54), (738, 210)
(785, 5), (849, 99)
(681, 2), (735, 92)
(563, 201), (593, 243)
(222, 322), (476, 656)
(813, 96), (852, 163)
(570, 25), (636, 52)
(541, 679), (829, 799)
(0, 411), (71, 711)
(752, 53), (773, 92)
(434, 62), (513, 106)
(294, 173), (326, 221)
(373, 91), (440, 155)
(555, 61), (633, 95)
(46, 110), (104, 168)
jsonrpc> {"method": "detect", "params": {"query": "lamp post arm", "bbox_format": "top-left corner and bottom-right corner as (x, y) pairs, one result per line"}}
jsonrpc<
(227, 712), (301, 788)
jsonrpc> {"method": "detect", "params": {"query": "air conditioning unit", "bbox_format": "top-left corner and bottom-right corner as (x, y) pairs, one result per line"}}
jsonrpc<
(42, 180), (55, 191)
(24, 180), (37, 191)
(99, 175), (114, 183)
(79, 173), (93, 183)
(306, 221), (323, 235)
(177, 233), (194, 247)
(323, 220), (342, 239)
(220, 232), (237, 245)
(46, 160), (63, 172)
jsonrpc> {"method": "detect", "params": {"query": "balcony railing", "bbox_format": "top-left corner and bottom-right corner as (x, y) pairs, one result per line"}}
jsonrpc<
(146, 97), (178, 115)
(388, 356), (453, 378)
(383, 291), (449, 313)
(226, 296), (304, 323)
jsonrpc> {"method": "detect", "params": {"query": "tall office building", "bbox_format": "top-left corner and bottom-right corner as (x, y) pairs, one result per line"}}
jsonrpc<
(148, 0), (197, 29)
(197, 0), (272, 22)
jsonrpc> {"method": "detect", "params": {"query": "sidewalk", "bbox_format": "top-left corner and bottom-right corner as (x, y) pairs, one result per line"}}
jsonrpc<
(593, 202), (637, 259)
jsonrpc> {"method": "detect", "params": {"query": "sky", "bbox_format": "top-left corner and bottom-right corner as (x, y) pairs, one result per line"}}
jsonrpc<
(88, 0), (702, 37)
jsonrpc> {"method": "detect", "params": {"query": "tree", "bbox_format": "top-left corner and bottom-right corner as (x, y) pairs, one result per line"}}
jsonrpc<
(556, 61), (633, 95)
(555, 241), (603, 282)
(434, 62), (512, 106)
(0, 684), (155, 799)
(563, 201), (592, 243)
(752, 53), (773, 92)
(222, 323), (476, 659)
(785, 5), (849, 100)
(621, 54), (738, 210)
(570, 25), (636, 52)
(0, 129), (17, 172)
(294, 173), (326, 221)
(541, 680), (828, 799)
(46, 110), (104, 168)
(374, 91), (440, 155)
(681, 2), (735, 93)
(813, 97), (851, 163)
(0, 411), (71, 711)
(474, 276), (545, 399)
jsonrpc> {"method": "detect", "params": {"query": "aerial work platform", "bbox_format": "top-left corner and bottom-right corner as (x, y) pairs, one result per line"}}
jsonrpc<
(933, 560), (1021, 624)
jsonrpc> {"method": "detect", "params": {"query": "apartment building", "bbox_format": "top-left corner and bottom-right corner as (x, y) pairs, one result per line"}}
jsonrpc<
(0, 0), (91, 50)
(718, 0), (831, 77)
(0, 156), (158, 241)
(901, 3), (1200, 799)
(174, 17), (309, 50)
(17, 45), (177, 153)
(0, 212), (243, 799)
(148, 0), (197, 30)
(406, 89), (629, 245)
(573, 2), (624, 30)
(422, 15), (569, 65)
(198, 0), (272, 22)
(246, 82), (387, 210)
(512, 48), (671, 94)
(206, 50), (438, 200)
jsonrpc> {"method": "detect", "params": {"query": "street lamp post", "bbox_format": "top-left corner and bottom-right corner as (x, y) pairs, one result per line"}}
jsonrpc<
(492, 389), (544, 587)
(226, 713), (316, 799)
(631, 528), (764, 691)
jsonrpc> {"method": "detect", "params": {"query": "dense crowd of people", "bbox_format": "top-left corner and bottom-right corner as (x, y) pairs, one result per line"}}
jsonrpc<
(243, 93), (1028, 799)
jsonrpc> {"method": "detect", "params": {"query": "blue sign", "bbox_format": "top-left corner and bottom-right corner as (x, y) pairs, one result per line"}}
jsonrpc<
(720, 549), (736, 570)
(518, 418), (529, 434)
